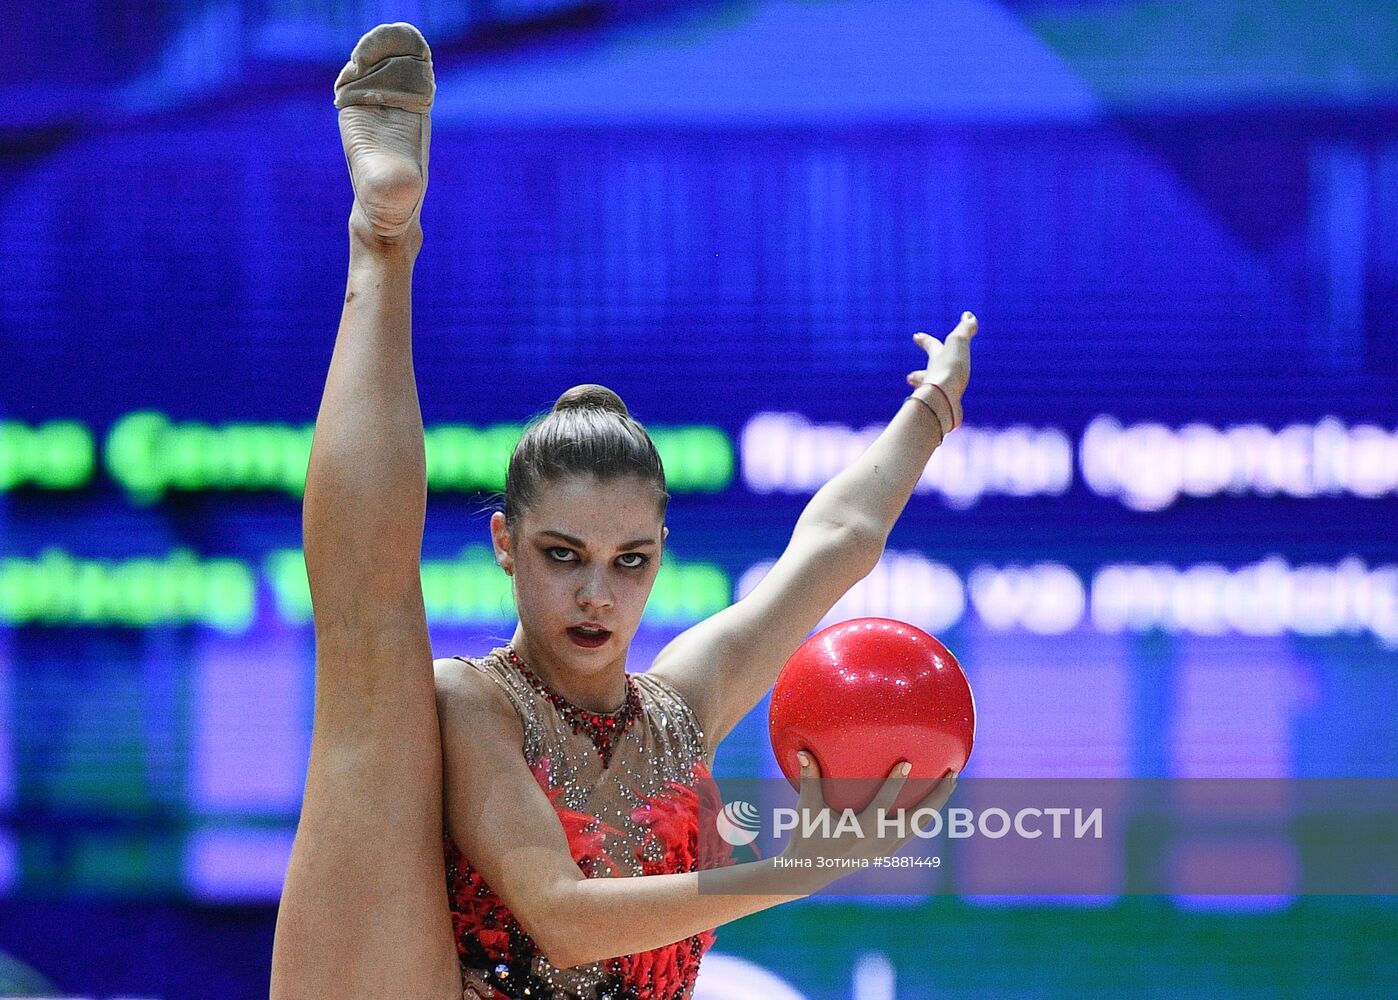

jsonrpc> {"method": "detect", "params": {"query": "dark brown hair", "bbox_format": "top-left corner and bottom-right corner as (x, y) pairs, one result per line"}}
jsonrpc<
(502, 384), (669, 526)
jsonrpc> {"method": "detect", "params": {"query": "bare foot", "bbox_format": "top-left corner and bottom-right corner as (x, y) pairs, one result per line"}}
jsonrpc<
(334, 23), (435, 241)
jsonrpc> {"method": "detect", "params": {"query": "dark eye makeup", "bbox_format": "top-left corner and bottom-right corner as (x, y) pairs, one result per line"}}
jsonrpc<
(544, 546), (649, 569)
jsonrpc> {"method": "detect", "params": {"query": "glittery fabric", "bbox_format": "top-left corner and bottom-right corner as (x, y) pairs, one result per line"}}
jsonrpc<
(445, 647), (722, 999)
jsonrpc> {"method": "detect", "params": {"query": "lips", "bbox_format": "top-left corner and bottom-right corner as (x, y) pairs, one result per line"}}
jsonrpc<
(567, 625), (611, 647)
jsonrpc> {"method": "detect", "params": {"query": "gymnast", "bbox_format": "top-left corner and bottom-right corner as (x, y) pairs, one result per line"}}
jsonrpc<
(270, 22), (974, 999)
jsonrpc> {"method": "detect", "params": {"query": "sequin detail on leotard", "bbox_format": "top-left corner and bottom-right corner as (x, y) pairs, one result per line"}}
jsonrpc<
(444, 647), (730, 999)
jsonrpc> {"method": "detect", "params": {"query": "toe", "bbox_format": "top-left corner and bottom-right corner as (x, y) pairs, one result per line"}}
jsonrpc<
(334, 22), (435, 112)
(349, 22), (431, 70)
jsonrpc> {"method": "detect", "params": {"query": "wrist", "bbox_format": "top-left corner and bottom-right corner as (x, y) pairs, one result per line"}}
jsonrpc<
(918, 382), (956, 427)
(906, 385), (953, 437)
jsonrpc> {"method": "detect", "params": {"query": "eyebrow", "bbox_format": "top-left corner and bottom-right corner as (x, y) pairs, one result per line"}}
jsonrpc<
(538, 530), (659, 550)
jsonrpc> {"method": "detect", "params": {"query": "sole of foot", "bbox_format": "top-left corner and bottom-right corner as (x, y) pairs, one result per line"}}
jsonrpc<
(333, 23), (436, 240)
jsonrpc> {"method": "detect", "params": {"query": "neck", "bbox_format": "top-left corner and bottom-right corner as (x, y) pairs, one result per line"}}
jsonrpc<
(508, 626), (629, 714)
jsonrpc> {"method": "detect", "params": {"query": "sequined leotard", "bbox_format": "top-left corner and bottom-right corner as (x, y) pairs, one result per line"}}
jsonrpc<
(444, 646), (723, 999)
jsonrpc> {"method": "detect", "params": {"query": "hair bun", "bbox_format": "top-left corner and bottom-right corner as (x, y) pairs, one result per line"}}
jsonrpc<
(552, 384), (630, 418)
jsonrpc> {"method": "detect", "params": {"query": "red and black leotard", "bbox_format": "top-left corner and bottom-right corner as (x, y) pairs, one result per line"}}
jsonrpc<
(444, 647), (729, 999)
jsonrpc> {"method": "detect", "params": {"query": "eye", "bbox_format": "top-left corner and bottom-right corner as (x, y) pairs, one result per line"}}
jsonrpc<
(546, 547), (577, 563)
(617, 553), (649, 570)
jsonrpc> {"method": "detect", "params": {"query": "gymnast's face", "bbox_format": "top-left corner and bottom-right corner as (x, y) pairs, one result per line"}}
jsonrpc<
(491, 474), (667, 674)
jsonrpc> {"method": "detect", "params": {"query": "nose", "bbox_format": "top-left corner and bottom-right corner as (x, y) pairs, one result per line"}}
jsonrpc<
(576, 567), (614, 612)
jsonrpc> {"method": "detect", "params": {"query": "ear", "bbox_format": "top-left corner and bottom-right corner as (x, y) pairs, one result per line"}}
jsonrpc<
(489, 511), (515, 576)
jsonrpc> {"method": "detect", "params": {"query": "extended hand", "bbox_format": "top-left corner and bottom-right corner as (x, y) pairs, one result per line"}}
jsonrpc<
(779, 751), (959, 880)
(906, 311), (977, 430)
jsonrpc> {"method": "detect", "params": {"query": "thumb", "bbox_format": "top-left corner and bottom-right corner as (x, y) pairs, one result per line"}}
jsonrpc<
(795, 750), (825, 815)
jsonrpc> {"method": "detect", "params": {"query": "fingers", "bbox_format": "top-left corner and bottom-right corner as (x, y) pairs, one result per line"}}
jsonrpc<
(914, 768), (959, 814)
(795, 749), (826, 815)
(864, 759), (913, 818)
(913, 313), (975, 357)
(909, 330), (940, 394)
(913, 331), (944, 358)
(947, 311), (977, 341)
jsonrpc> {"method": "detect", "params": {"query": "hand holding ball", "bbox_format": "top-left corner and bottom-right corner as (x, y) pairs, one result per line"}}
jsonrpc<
(769, 618), (975, 812)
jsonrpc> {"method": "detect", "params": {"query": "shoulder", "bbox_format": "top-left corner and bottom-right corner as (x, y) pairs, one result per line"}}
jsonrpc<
(432, 654), (476, 702)
(434, 654), (521, 734)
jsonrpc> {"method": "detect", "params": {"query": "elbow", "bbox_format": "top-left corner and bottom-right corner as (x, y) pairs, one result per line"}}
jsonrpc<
(532, 926), (580, 971)
(854, 524), (887, 575)
(800, 519), (886, 586)
(535, 929), (591, 972)
(799, 512), (886, 572)
(523, 885), (591, 970)
(828, 518), (886, 578)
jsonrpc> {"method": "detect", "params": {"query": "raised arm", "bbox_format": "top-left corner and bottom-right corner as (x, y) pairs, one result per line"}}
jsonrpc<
(651, 313), (977, 746)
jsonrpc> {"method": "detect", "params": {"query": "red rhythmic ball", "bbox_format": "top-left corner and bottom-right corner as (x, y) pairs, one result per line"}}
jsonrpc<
(769, 617), (975, 813)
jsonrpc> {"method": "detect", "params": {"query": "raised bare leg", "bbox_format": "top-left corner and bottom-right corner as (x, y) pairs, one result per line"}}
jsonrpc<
(270, 23), (459, 1000)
